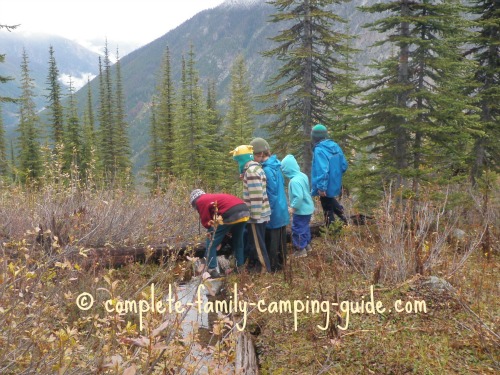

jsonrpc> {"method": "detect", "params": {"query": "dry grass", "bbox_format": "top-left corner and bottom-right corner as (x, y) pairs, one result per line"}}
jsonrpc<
(0, 180), (498, 374)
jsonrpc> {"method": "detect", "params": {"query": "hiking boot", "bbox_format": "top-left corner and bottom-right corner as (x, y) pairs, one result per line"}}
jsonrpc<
(305, 244), (313, 253)
(293, 249), (307, 258)
(208, 268), (222, 278)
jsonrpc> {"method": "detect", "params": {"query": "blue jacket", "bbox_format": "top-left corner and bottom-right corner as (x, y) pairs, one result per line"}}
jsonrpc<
(281, 155), (315, 216)
(311, 139), (348, 197)
(262, 155), (290, 229)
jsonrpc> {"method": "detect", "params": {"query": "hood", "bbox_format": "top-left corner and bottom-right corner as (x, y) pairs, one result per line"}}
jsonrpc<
(315, 139), (339, 154)
(262, 154), (281, 170)
(281, 154), (301, 179)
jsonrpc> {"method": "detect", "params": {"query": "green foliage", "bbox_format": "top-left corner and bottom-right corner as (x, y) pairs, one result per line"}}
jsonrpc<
(45, 45), (65, 147)
(261, 0), (354, 175)
(355, 0), (477, 195)
(17, 49), (42, 184)
(466, 0), (500, 183)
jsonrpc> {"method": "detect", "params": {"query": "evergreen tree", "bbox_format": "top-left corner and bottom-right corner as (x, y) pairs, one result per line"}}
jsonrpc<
(156, 46), (176, 179)
(147, 97), (162, 189)
(97, 43), (118, 185)
(45, 45), (65, 147)
(0, 105), (7, 177)
(17, 49), (42, 183)
(223, 56), (255, 190)
(81, 77), (98, 183)
(64, 77), (83, 178)
(357, 0), (476, 191)
(113, 48), (133, 185)
(0, 24), (18, 104)
(466, 0), (500, 183)
(225, 55), (255, 145)
(261, 0), (353, 176)
(173, 46), (207, 184)
(204, 80), (226, 191)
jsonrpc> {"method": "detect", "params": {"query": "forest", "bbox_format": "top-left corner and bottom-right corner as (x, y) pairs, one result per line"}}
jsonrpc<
(0, 0), (498, 373)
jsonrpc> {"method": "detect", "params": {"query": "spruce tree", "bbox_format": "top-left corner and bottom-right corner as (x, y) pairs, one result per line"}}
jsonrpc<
(45, 45), (65, 148)
(357, 0), (475, 192)
(0, 24), (18, 104)
(261, 0), (353, 176)
(17, 49), (42, 183)
(64, 77), (83, 179)
(204, 80), (226, 191)
(223, 55), (255, 190)
(0, 105), (7, 177)
(147, 97), (162, 189)
(81, 78), (97, 183)
(156, 46), (176, 179)
(113, 48), (133, 185)
(466, 0), (500, 183)
(173, 46), (206, 184)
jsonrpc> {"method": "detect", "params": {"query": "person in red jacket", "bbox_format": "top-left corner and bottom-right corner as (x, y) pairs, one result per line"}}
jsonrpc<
(190, 189), (250, 277)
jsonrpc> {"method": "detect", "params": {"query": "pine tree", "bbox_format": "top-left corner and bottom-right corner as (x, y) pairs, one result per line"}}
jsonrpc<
(466, 0), (500, 183)
(17, 49), (42, 183)
(45, 45), (65, 148)
(261, 0), (353, 176)
(357, 0), (476, 192)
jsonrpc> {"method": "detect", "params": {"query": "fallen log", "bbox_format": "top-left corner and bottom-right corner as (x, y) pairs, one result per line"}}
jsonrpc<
(65, 222), (326, 268)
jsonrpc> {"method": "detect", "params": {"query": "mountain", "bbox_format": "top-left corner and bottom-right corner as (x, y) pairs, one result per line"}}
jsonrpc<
(0, 32), (101, 130)
(2, 0), (386, 176)
(76, 0), (385, 174)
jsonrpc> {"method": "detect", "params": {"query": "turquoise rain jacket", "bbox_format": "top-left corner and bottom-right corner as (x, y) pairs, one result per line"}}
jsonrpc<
(281, 155), (315, 216)
(262, 155), (290, 229)
(311, 139), (348, 197)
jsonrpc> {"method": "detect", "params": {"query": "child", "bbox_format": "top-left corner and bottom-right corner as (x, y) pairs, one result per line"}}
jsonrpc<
(250, 137), (290, 271)
(231, 145), (272, 273)
(280, 154), (315, 257)
(190, 189), (250, 277)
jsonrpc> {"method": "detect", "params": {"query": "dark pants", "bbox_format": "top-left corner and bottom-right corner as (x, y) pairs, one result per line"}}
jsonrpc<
(291, 214), (311, 250)
(320, 196), (347, 226)
(205, 222), (246, 269)
(247, 222), (271, 273)
(265, 226), (287, 272)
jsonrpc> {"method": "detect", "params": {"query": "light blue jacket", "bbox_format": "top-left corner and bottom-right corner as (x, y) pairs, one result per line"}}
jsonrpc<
(262, 155), (290, 229)
(281, 155), (315, 216)
(311, 139), (348, 197)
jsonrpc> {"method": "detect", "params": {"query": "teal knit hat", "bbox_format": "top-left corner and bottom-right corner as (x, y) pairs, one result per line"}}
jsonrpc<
(311, 124), (328, 143)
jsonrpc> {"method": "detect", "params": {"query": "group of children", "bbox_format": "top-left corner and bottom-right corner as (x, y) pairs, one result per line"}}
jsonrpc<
(190, 124), (348, 278)
(189, 138), (313, 277)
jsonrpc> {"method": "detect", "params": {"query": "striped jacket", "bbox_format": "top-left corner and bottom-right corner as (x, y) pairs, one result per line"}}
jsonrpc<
(243, 161), (271, 223)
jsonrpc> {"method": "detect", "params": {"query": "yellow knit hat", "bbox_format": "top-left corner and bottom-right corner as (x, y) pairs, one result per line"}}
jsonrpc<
(229, 145), (254, 156)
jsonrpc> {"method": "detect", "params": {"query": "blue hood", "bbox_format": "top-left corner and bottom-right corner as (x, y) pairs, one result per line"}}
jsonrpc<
(281, 154), (301, 179)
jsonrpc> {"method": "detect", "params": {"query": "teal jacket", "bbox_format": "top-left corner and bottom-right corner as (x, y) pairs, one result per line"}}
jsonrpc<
(280, 155), (315, 216)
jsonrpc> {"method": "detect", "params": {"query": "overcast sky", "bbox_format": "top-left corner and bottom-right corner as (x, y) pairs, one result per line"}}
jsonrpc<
(3, 0), (226, 48)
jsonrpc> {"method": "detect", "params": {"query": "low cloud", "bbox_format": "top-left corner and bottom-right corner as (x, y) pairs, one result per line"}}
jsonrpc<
(59, 72), (97, 91)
